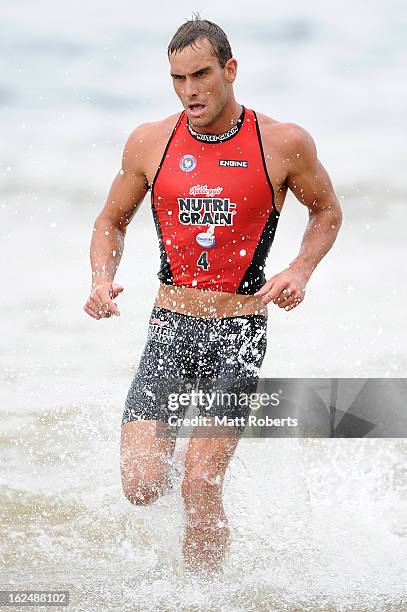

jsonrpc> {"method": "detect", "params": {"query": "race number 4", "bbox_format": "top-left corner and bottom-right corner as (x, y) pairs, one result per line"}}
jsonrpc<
(197, 251), (210, 270)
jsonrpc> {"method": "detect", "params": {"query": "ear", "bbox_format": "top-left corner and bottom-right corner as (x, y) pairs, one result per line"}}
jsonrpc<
(224, 58), (238, 84)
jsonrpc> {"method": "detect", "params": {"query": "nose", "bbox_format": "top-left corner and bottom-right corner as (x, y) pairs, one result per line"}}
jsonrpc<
(183, 77), (199, 99)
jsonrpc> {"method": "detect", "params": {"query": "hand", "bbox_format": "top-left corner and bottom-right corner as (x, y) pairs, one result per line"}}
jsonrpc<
(254, 268), (308, 310)
(83, 282), (124, 319)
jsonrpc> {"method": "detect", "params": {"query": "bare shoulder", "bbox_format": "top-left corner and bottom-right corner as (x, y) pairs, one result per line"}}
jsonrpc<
(124, 112), (182, 153)
(122, 112), (182, 173)
(255, 111), (317, 162)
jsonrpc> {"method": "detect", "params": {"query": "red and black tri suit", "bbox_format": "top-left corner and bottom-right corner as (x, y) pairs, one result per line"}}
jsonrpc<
(150, 106), (280, 294)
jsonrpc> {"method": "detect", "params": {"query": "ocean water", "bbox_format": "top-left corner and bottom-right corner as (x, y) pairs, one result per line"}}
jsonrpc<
(1, 0), (407, 610)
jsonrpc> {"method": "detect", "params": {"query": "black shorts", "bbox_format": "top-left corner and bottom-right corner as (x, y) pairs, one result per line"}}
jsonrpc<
(122, 306), (267, 433)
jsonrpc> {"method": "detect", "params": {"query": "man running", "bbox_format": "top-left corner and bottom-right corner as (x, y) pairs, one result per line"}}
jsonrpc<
(84, 16), (342, 573)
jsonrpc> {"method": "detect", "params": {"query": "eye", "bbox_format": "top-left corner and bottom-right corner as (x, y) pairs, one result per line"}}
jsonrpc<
(172, 75), (185, 81)
(196, 71), (206, 77)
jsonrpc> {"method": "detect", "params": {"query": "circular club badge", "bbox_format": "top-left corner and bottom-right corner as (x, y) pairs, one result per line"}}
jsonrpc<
(196, 231), (216, 248)
(179, 154), (197, 172)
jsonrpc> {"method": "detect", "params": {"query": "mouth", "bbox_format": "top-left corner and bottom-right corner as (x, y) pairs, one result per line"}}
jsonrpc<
(187, 103), (206, 117)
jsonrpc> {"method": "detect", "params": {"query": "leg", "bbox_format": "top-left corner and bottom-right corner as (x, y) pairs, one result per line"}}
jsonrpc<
(120, 420), (176, 505)
(181, 421), (241, 573)
(121, 306), (199, 505)
(180, 314), (267, 573)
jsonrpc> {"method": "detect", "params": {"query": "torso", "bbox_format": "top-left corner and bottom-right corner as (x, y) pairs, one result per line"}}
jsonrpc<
(143, 110), (290, 215)
(140, 106), (292, 318)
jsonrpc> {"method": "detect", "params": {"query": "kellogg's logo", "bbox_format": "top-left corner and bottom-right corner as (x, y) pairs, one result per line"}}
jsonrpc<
(179, 154), (197, 173)
(189, 184), (223, 197)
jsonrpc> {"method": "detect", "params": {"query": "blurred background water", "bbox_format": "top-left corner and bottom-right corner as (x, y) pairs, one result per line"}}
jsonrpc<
(1, 0), (407, 610)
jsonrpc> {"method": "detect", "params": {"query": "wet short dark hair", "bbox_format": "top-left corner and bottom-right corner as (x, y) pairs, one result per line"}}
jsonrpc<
(167, 14), (233, 68)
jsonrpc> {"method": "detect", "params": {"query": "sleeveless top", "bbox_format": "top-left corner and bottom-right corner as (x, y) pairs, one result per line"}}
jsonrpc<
(150, 106), (280, 295)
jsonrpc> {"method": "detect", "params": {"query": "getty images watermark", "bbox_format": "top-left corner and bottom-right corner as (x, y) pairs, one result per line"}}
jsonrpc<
(150, 378), (407, 438)
(155, 385), (299, 437)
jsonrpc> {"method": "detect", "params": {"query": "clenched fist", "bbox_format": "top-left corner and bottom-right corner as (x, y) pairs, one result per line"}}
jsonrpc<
(83, 282), (124, 319)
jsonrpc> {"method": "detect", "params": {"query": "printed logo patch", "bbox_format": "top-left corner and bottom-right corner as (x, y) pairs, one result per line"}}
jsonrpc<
(219, 159), (248, 168)
(148, 316), (178, 345)
(178, 197), (236, 225)
(189, 184), (223, 197)
(179, 154), (197, 173)
(196, 231), (216, 248)
(150, 317), (169, 328)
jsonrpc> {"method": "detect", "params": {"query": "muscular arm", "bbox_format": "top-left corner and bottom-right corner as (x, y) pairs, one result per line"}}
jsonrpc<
(256, 124), (342, 309)
(285, 125), (342, 279)
(84, 125), (150, 318)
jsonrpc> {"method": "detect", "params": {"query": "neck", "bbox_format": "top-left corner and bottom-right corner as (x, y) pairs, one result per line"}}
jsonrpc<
(188, 99), (242, 135)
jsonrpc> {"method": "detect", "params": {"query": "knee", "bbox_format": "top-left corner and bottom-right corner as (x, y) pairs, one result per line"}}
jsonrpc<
(122, 477), (162, 506)
(181, 471), (222, 508)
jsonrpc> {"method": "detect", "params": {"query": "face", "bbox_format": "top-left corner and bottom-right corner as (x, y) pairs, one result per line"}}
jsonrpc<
(169, 37), (237, 129)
